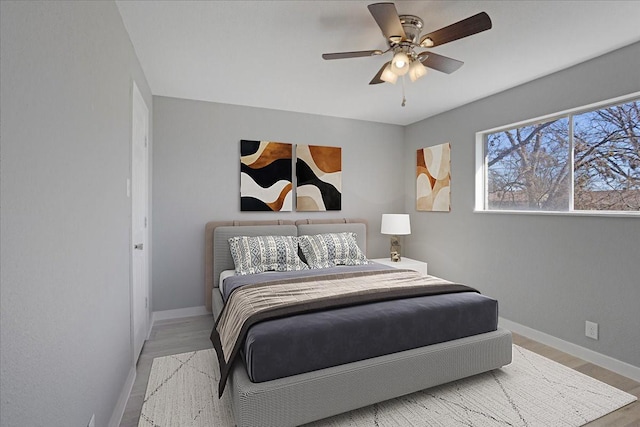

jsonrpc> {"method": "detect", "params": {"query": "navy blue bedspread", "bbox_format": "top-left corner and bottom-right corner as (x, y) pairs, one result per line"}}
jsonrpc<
(222, 263), (498, 383)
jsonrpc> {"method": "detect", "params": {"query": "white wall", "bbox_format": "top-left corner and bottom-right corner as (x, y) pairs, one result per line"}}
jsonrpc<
(0, 2), (152, 426)
(403, 42), (640, 369)
(152, 96), (404, 311)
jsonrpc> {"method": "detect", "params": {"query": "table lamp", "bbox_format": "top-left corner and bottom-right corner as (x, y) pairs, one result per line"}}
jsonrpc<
(380, 214), (411, 261)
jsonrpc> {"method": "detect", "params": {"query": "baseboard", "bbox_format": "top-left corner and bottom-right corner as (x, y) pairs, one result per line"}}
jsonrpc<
(151, 305), (209, 324)
(146, 312), (153, 340)
(109, 366), (136, 427)
(500, 317), (640, 382)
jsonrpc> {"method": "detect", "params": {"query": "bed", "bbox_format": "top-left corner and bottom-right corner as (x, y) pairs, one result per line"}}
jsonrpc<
(205, 218), (512, 427)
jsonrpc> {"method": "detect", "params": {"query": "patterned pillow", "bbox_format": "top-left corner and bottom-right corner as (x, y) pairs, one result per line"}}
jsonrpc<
(298, 232), (369, 269)
(228, 235), (308, 275)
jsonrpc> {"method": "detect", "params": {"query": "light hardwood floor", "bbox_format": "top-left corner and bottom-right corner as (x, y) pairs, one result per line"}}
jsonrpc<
(119, 315), (639, 426)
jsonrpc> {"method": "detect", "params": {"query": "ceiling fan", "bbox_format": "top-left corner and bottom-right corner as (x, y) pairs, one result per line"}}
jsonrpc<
(322, 3), (492, 104)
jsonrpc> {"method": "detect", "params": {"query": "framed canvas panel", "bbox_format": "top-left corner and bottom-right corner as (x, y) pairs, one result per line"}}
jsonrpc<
(296, 144), (342, 211)
(417, 143), (451, 211)
(240, 140), (292, 211)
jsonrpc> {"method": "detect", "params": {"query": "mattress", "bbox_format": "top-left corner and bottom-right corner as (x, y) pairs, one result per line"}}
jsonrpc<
(221, 264), (499, 383)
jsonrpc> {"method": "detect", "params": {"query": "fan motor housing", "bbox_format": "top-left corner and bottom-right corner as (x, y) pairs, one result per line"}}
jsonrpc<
(399, 14), (423, 44)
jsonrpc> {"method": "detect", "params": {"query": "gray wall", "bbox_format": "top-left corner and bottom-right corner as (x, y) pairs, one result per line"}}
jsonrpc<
(0, 2), (152, 427)
(403, 42), (640, 368)
(152, 96), (404, 311)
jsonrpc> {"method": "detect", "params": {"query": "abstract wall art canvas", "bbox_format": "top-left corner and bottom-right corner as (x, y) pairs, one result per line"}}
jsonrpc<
(240, 140), (292, 211)
(417, 143), (451, 211)
(296, 144), (342, 211)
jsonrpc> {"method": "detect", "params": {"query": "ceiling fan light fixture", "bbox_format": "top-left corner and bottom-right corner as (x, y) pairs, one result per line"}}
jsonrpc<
(380, 64), (398, 84)
(323, 4), (492, 87)
(391, 51), (410, 75)
(408, 60), (427, 82)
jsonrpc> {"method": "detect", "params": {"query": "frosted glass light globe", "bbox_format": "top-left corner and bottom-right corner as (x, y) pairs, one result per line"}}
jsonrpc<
(391, 52), (410, 76)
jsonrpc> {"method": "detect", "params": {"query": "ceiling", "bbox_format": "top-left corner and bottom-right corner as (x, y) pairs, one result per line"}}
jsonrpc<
(116, 1), (640, 126)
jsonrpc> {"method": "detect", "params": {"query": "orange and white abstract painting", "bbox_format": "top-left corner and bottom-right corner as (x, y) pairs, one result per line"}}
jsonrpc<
(240, 140), (293, 211)
(296, 144), (341, 211)
(417, 143), (451, 211)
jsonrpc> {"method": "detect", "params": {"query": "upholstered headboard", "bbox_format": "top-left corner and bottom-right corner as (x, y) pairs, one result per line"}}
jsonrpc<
(204, 218), (368, 312)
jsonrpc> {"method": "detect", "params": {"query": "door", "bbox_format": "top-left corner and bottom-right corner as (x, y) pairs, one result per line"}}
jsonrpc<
(131, 81), (149, 361)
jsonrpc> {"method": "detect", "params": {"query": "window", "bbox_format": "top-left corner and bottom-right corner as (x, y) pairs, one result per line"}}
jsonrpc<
(476, 95), (640, 215)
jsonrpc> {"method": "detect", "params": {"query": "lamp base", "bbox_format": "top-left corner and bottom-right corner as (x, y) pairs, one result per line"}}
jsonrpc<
(390, 235), (401, 262)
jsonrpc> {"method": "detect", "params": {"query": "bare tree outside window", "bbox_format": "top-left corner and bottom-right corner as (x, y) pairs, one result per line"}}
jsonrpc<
(484, 99), (639, 212)
(487, 118), (569, 210)
(574, 101), (640, 211)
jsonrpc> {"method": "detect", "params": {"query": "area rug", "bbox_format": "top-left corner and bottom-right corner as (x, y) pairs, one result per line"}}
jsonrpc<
(138, 345), (636, 427)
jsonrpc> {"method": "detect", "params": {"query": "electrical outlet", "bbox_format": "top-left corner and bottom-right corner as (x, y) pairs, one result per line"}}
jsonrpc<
(585, 321), (599, 340)
(87, 414), (95, 427)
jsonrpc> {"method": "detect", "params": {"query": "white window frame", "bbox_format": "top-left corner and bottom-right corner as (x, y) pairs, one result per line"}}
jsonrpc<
(475, 92), (640, 217)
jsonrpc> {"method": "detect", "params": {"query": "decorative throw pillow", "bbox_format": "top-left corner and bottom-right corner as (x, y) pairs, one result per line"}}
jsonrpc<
(298, 232), (369, 269)
(228, 235), (308, 275)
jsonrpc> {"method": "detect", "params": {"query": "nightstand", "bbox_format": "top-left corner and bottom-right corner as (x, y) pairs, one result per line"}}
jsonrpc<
(370, 257), (428, 276)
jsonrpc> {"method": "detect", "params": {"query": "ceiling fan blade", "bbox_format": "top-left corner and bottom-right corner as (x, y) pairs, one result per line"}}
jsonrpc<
(420, 12), (492, 47)
(420, 52), (464, 74)
(322, 50), (383, 60)
(369, 61), (391, 85)
(368, 3), (406, 42)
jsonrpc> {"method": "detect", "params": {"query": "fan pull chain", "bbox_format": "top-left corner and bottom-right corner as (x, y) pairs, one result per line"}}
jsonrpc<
(401, 75), (406, 107)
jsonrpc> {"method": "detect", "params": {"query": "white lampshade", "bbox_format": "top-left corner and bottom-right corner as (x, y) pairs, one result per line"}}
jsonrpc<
(381, 214), (411, 235)
(408, 60), (427, 82)
(380, 63), (398, 84)
(391, 51), (410, 76)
